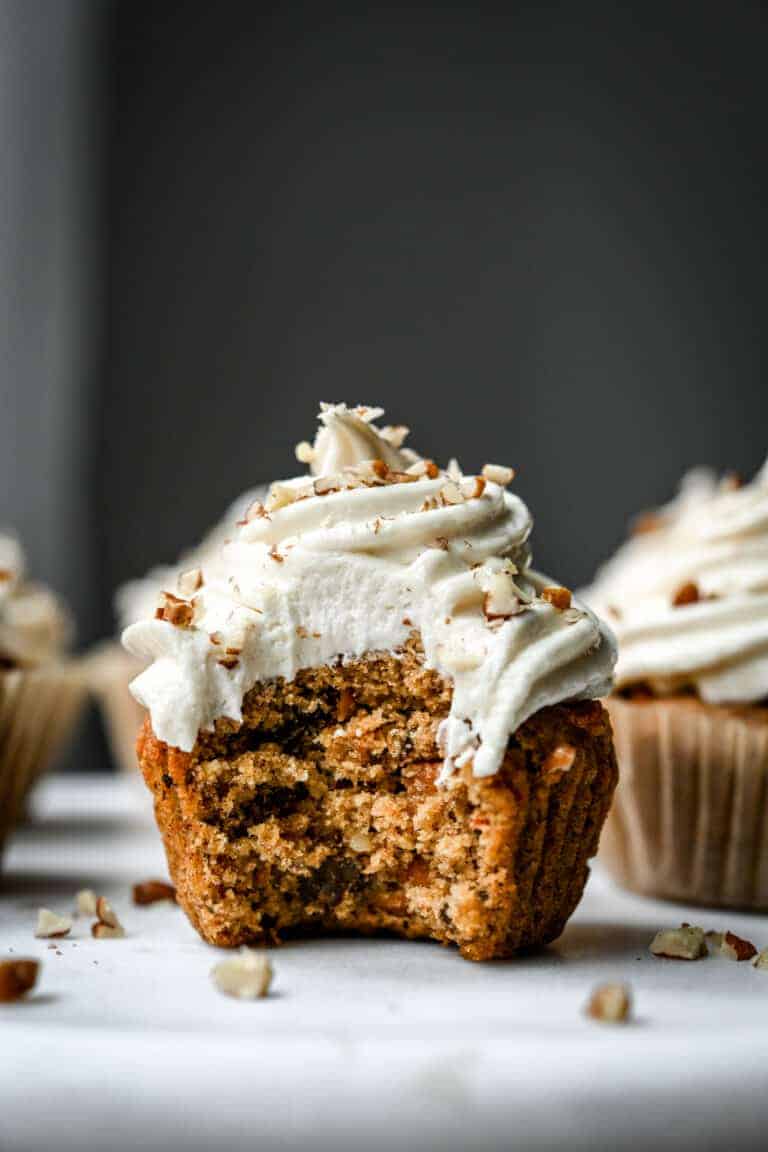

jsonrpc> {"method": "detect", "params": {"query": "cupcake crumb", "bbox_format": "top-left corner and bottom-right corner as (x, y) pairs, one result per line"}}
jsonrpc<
(585, 982), (632, 1024)
(0, 958), (39, 1001)
(650, 924), (707, 960)
(720, 931), (757, 962)
(211, 949), (273, 1000)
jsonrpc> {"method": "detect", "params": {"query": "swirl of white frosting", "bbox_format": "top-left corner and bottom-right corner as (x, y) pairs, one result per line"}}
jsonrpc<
(124, 404), (615, 778)
(115, 486), (266, 630)
(0, 532), (71, 667)
(586, 459), (768, 702)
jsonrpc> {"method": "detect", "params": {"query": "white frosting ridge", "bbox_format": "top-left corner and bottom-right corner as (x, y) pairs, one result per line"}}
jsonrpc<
(586, 459), (768, 703)
(115, 486), (266, 630)
(0, 532), (70, 666)
(124, 404), (615, 778)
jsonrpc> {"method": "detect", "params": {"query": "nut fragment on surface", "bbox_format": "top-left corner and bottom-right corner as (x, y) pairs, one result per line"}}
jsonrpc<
(92, 896), (126, 937)
(672, 581), (700, 607)
(76, 889), (98, 917)
(481, 463), (515, 486)
(752, 949), (768, 971)
(211, 948), (273, 1000)
(92, 922), (125, 939)
(541, 586), (572, 610)
(650, 924), (707, 960)
(720, 931), (757, 962)
(585, 983), (632, 1024)
(34, 909), (72, 939)
(132, 880), (176, 906)
(0, 959), (39, 1002)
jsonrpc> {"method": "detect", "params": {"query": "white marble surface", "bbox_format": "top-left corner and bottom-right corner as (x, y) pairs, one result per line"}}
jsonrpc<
(2, 775), (768, 1152)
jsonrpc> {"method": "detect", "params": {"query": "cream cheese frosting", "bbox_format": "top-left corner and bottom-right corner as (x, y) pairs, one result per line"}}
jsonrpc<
(123, 404), (615, 778)
(0, 532), (70, 667)
(116, 487), (266, 630)
(586, 459), (768, 703)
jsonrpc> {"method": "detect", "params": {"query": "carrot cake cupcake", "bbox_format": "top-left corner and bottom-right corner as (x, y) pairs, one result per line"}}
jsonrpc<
(587, 459), (768, 908)
(0, 531), (85, 858)
(124, 404), (617, 960)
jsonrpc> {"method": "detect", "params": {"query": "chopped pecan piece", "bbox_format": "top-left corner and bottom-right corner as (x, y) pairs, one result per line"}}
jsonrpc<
(673, 581), (700, 607)
(720, 931), (757, 962)
(650, 924), (707, 960)
(541, 586), (572, 610)
(586, 983), (632, 1024)
(132, 880), (176, 906)
(0, 959), (39, 1002)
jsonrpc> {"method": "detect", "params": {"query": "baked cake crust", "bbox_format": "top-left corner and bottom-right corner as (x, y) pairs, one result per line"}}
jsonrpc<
(137, 639), (617, 961)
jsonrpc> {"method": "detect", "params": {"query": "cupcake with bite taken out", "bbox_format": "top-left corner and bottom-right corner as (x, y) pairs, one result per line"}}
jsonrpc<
(123, 403), (618, 961)
(0, 531), (85, 859)
(587, 458), (768, 908)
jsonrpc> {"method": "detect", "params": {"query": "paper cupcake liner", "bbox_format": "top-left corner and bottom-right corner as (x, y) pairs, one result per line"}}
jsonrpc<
(85, 642), (146, 774)
(600, 696), (768, 909)
(0, 663), (87, 859)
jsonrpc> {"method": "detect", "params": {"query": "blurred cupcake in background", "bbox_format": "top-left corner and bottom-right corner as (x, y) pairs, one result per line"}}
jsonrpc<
(586, 458), (768, 908)
(0, 531), (85, 860)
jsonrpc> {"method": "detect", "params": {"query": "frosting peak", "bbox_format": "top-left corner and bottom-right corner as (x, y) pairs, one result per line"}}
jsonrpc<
(296, 402), (416, 477)
(586, 456), (768, 702)
(124, 405), (615, 777)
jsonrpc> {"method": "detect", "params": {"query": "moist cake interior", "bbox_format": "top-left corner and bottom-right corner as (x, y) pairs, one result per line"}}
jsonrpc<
(139, 637), (617, 961)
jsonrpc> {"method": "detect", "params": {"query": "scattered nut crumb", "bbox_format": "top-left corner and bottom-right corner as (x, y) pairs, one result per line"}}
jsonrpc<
(0, 959), (39, 1002)
(752, 949), (768, 970)
(541, 586), (572, 610)
(211, 948), (273, 1000)
(673, 581), (700, 607)
(460, 476), (486, 500)
(76, 889), (98, 917)
(585, 983), (632, 1024)
(92, 922), (125, 940)
(439, 481), (463, 506)
(482, 573), (520, 620)
(481, 463), (515, 486)
(132, 881), (176, 906)
(632, 511), (664, 535)
(178, 567), (203, 597)
(720, 931), (757, 962)
(349, 832), (373, 853)
(650, 924), (707, 960)
(155, 592), (194, 628)
(34, 909), (72, 939)
(95, 897), (120, 929)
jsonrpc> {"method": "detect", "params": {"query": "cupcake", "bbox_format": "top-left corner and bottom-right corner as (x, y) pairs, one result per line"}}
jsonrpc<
(88, 485), (265, 773)
(587, 459), (768, 908)
(124, 403), (617, 961)
(0, 532), (85, 858)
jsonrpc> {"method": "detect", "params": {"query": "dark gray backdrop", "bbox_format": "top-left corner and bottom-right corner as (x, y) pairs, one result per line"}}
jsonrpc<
(2, 1), (767, 769)
(103, 0), (767, 630)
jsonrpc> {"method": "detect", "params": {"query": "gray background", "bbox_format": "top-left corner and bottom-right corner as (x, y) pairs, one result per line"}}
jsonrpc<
(2, 0), (767, 768)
